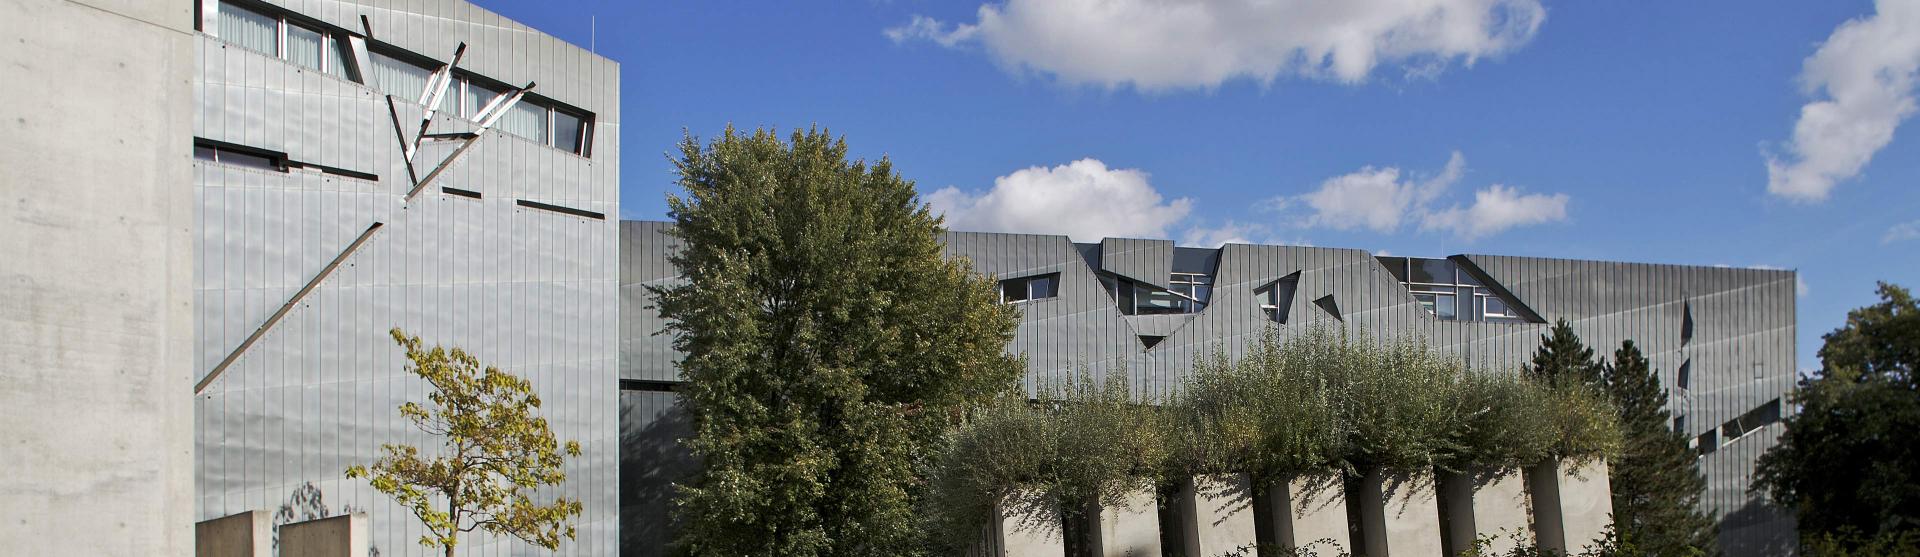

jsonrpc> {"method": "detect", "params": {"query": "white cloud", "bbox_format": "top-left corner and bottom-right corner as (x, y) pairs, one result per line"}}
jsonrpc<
(1766, 0), (1920, 202)
(1276, 151), (1568, 241)
(1420, 184), (1570, 240)
(887, 0), (1546, 90)
(928, 158), (1193, 241)
(1885, 220), (1920, 243)
(883, 14), (977, 47)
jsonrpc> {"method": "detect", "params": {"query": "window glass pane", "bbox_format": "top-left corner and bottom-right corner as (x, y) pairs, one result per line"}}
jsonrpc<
(370, 51), (433, 102)
(464, 80), (502, 120)
(1415, 293), (1437, 314)
(1435, 294), (1457, 320)
(1029, 275), (1056, 299)
(1191, 285), (1210, 305)
(1377, 256), (1408, 282)
(1001, 279), (1028, 303)
(326, 36), (357, 80)
(553, 111), (586, 154)
(286, 24), (324, 71)
(500, 101), (548, 144)
(218, 2), (278, 56)
(219, 149), (280, 171)
(1409, 258), (1456, 284)
(1485, 297), (1508, 317)
(1137, 288), (1184, 314)
(194, 145), (217, 161)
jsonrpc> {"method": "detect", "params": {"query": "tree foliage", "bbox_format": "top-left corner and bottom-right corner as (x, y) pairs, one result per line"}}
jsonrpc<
(1755, 282), (1920, 552)
(1527, 319), (1606, 389)
(347, 329), (583, 557)
(1603, 340), (1716, 555)
(653, 127), (1024, 557)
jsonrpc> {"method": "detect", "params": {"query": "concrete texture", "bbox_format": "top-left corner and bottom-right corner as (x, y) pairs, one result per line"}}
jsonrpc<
(1271, 474), (1350, 555)
(1182, 474), (1258, 557)
(1091, 486), (1160, 557)
(1440, 469), (1532, 556)
(1530, 460), (1614, 554)
(1356, 469), (1444, 557)
(278, 513), (368, 557)
(195, 510), (271, 557)
(998, 498), (1064, 557)
(0, 1), (196, 556)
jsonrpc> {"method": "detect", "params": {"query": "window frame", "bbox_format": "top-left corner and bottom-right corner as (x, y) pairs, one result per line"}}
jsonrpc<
(209, 0), (360, 81)
(999, 273), (1060, 305)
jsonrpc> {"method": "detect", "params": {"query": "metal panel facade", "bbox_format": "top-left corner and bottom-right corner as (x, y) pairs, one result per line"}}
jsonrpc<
(620, 224), (1797, 554)
(192, 2), (619, 555)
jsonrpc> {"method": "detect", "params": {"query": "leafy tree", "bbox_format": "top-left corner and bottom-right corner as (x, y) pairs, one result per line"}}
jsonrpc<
(1603, 340), (1716, 556)
(1755, 282), (1920, 552)
(1527, 319), (1605, 389)
(347, 329), (583, 557)
(653, 127), (1024, 557)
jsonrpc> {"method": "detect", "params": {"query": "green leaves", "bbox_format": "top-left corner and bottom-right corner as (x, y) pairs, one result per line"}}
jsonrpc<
(347, 328), (583, 555)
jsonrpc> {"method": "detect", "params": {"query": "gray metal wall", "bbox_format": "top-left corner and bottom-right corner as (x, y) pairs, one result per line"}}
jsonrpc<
(1, 1), (197, 554)
(191, 2), (620, 554)
(620, 223), (1797, 554)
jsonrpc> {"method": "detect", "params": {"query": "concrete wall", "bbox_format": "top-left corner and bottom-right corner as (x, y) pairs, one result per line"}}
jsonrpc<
(0, 0), (196, 555)
(1439, 469), (1532, 555)
(1181, 474), (1258, 557)
(195, 511), (272, 557)
(189, 1), (620, 554)
(278, 513), (368, 557)
(1270, 474), (1350, 555)
(1091, 486), (1160, 557)
(1531, 460), (1615, 554)
(1355, 470), (1444, 557)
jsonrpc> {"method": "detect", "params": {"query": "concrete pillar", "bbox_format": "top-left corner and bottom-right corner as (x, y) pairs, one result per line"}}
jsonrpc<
(1529, 460), (1613, 554)
(998, 497), (1065, 557)
(1090, 484), (1160, 557)
(1269, 473), (1350, 555)
(1354, 468), (1444, 557)
(277, 513), (369, 557)
(1439, 469), (1532, 556)
(194, 510), (271, 557)
(1181, 474), (1257, 557)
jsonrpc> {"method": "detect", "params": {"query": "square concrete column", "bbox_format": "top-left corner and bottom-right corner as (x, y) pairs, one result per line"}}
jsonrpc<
(195, 510), (271, 557)
(1528, 460), (1613, 554)
(1090, 484), (1160, 557)
(1439, 469), (1532, 555)
(1180, 474), (1257, 557)
(277, 513), (368, 557)
(997, 495), (1065, 557)
(1269, 473), (1350, 555)
(1354, 469), (1444, 557)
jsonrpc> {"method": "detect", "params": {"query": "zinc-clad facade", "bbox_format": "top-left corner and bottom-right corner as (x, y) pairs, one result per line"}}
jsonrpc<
(620, 223), (1796, 555)
(191, 1), (619, 555)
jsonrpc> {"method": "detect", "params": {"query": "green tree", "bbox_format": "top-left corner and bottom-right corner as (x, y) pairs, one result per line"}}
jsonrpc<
(1528, 319), (1605, 388)
(347, 329), (583, 557)
(1755, 282), (1920, 552)
(1603, 340), (1715, 556)
(654, 127), (1025, 557)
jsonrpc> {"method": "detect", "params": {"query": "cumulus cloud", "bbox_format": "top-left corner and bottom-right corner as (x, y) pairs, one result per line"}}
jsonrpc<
(927, 158), (1193, 241)
(1276, 152), (1568, 241)
(1766, 0), (1920, 202)
(1885, 220), (1920, 243)
(885, 0), (1546, 90)
(1420, 184), (1570, 240)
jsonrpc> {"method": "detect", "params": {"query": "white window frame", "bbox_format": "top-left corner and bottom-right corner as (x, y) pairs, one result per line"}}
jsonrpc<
(208, 1), (352, 78)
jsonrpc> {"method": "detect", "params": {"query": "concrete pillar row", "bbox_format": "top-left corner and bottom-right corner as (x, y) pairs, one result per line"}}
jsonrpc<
(1353, 468), (1444, 557)
(277, 513), (369, 557)
(1267, 473), (1351, 556)
(1529, 460), (1614, 554)
(194, 510), (272, 557)
(1180, 474), (1259, 557)
(1090, 484), (1161, 557)
(1439, 468), (1533, 555)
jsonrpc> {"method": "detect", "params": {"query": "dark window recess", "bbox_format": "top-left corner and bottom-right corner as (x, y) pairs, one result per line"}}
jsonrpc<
(1674, 415), (1687, 435)
(1697, 430), (1718, 456)
(1377, 256), (1410, 283)
(194, 138), (376, 180)
(1676, 359), (1692, 390)
(440, 187), (482, 199)
(1256, 273), (1301, 324)
(1098, 272), (1208, 315)
(1721, 399), (1783, 442)
(1681, 302), (1695, 345)
(1314, 295), (1343, 321)
(1139, 335), (1166, 350)
(516, 199), (604, 220)
(1000, 273), (1060, 303)
(619, 379), (677, 392)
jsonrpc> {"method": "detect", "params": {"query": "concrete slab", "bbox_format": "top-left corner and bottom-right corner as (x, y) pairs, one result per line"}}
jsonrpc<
(999, 496), (1065, 557)
(1092, 485), (1160, 557)
(1529, 460), (1613, 554)
(1182, 474), (1258, 557)
(277, 513), (368, 557)
(195, 510), (271, 557)
(1440, 469), (1532, 555)
(1271, 473), (1350, 556)
(1356, 469), (1444, 557)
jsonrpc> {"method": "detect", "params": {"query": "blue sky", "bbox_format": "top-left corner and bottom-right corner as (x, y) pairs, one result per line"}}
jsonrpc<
(476, 0), (1918, 371)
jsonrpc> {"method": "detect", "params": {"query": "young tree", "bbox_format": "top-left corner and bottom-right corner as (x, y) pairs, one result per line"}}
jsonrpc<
(1756, 282), (1920, 551)
(1604, 340), (1716, 555)
(1526, 319), (1605, 388)
(654, 127), (1025, 557)
(347, 329), (583, 557)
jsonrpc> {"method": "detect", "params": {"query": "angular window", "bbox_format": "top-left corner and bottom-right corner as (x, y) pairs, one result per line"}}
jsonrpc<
(554, 110), (588, 155)
(217, 2), (278, 56)
(1000, 273), (1059, 304)
(1387, 256), (1529, 322)
(369, 50), (434, 102)
(1254, 274), (1299, 324)
(1721, 399), (1783, 443)
(1168, 272), (1212, 313)
(1696, 430), (1718, 456)
(1098, 273), (1206, 315)
(463, 80), (504, 120)
(194, 141), (284, 172)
